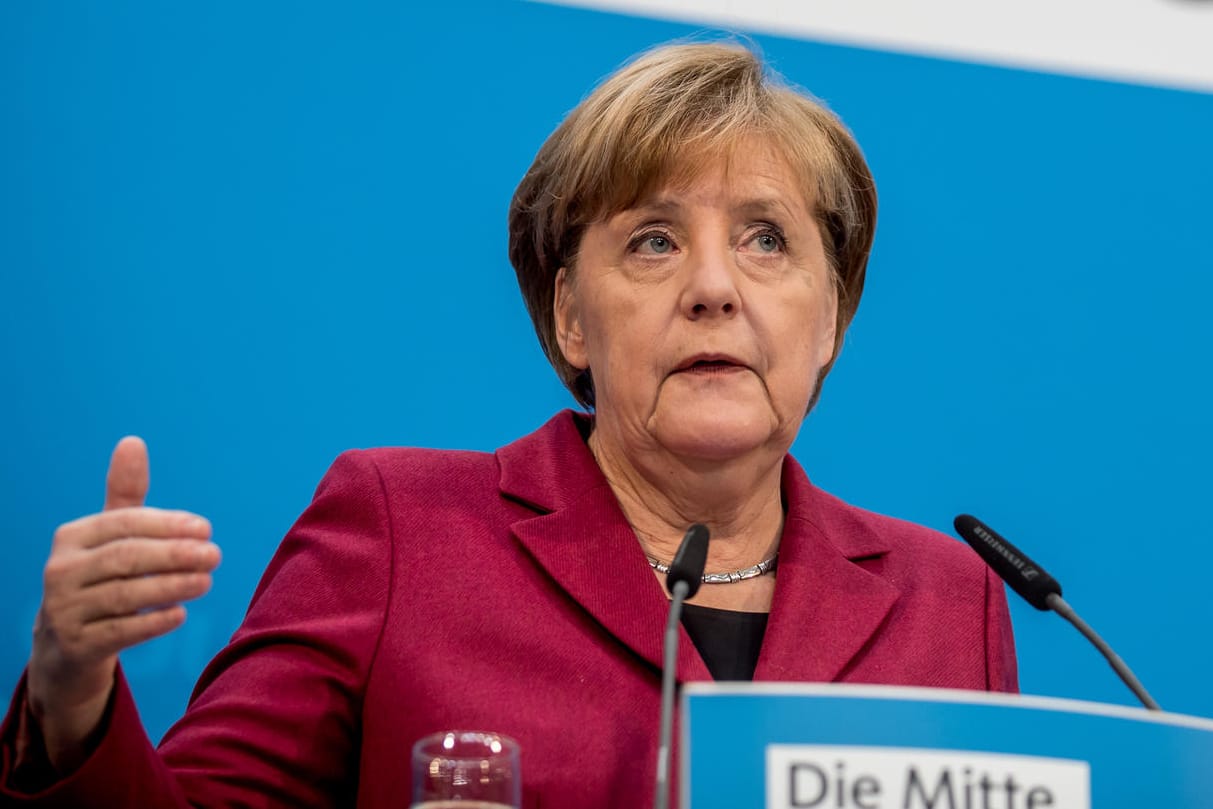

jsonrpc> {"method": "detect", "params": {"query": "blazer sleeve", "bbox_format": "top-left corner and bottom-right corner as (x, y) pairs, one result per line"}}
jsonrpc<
(0, 450), (391, 807)
(984, 565), (1020, 692)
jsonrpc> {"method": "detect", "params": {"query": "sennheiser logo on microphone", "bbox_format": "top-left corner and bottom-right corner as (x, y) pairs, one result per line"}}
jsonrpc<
(972, 524), (1030, 576)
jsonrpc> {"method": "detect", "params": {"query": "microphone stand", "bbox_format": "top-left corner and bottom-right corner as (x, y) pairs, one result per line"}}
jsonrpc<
(955, 514), (1162, 712)
(1045, 593), (1161, 711)
(654, 578), (692, 809)
(654, 523), (709, 809)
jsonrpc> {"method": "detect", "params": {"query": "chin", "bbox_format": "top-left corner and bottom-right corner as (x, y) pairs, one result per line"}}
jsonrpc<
(648, 403), (785, 462)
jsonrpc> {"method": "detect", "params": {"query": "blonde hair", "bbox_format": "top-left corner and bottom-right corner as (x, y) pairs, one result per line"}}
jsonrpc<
(508, 41), (877, 408)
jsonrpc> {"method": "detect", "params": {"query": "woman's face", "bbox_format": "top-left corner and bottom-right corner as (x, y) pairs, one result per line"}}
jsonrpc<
(554, 139), (838, 463)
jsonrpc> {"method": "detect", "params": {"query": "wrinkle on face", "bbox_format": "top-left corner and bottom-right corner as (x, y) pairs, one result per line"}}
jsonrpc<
(554, 138), (838, 466)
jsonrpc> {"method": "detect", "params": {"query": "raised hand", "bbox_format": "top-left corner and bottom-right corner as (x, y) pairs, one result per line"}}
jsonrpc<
(27, 437), (220, 770)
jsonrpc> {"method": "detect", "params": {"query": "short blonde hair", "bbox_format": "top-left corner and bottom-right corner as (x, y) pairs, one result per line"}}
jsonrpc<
(508, 41), (877, 408)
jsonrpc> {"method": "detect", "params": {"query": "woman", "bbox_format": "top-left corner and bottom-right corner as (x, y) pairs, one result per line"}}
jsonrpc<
(1, 42), (1016, 807)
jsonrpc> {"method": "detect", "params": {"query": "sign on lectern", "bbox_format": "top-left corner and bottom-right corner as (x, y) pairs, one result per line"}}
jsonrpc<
(680, 683), (1213, 808)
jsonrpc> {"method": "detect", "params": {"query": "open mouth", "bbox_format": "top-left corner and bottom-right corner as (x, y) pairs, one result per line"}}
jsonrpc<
(673, 356), (748, 375)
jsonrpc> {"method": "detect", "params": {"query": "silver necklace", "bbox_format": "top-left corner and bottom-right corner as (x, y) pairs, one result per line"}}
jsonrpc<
(646, 554), (778, 584)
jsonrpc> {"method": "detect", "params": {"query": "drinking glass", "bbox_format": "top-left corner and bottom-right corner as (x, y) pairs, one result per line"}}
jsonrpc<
(410, 730), (521, 809)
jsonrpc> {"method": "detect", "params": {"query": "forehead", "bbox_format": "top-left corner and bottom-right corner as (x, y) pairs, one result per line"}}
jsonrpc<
(612, 138), (815, 220)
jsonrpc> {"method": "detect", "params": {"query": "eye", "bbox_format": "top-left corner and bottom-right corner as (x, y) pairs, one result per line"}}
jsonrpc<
(755, 233), (780, 253)
(744, 226), (787, 255)
(631, 231), (677, 255)
(646, 235), (673, 254)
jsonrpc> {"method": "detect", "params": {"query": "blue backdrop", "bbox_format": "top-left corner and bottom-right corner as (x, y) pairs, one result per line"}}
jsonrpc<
(3, 0), (1211, 744)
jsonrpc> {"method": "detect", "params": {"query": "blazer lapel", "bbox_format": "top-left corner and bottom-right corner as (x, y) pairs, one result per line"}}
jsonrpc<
(755, 459), (900, 682)
(497, 412), (712, 683)
(496, 413), (898, 685)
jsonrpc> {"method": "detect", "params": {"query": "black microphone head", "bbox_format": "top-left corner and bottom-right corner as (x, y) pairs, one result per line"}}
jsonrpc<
(954, 514), (1062, 611)
(667, 523), (710, 599)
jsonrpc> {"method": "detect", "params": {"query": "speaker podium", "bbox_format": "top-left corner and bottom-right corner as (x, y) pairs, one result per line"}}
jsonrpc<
(681, 683), (1213, 808)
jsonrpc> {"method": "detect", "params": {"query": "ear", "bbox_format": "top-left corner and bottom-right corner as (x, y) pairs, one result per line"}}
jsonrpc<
(554, 267), (589, 370)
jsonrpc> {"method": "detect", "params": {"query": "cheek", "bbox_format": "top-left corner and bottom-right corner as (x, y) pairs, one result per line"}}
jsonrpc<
(581, 298), (660, 388)
(763, 291), (837, 405)
(815, 303), (839, 368)
(583, 288), (663, 356)
(807, 279), (839, 366)
(592, 311), (686, 417)
(777, 286), (836, 362)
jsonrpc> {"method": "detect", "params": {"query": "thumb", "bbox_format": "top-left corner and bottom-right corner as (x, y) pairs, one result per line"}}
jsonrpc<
(104, 436), (150, 511)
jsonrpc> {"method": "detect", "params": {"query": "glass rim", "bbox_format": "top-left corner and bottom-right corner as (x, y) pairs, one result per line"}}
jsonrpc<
(412, 729), (520, 759)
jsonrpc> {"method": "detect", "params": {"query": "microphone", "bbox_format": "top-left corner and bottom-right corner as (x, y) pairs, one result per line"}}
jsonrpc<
(953, 514), (1160, 711)
(666, 523), (710, 600)
(953, 513), (1060, 610)
(654, 523), (710, 809)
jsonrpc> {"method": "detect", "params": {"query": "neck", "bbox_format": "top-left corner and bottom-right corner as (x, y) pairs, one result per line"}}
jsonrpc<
(588, 423), (787, 573)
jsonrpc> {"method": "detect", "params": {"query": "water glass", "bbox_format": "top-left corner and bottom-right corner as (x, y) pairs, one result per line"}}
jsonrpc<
(410, 730), (521, 808)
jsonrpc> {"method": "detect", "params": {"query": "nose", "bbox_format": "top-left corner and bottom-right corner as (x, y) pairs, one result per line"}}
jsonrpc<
(679, 244), (740, 320)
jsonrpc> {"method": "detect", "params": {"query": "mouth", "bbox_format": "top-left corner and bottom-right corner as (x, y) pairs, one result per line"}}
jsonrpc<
(672, 354), (750, 375)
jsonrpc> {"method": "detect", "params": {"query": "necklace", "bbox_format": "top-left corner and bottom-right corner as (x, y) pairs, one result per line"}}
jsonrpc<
(646, 554), (778, 584)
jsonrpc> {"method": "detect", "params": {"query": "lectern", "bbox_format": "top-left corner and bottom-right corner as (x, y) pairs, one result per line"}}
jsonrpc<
(681, 683), (1213, 808)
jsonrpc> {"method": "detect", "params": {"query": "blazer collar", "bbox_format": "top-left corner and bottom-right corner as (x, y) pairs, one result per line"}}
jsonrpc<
(496, 411), (899, 683)
(756, 459), (899, 682)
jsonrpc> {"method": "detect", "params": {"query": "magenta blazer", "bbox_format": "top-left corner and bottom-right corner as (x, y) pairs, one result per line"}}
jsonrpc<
(1, 411), (1016, 808)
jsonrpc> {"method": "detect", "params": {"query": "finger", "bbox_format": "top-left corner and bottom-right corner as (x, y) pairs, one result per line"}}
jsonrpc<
(77, 538), (221, 587)
(55, 508), (211, 550)
(104, 436), (149, 511)
(79, 572), (213, 622)
(75, 605), (188, 660)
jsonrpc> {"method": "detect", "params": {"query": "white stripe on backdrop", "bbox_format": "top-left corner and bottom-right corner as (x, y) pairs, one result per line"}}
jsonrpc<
(539, 0), (1213, 93)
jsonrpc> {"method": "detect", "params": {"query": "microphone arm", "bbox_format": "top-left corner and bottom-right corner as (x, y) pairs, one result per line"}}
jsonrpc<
(954, 514), (1161, 712)
(655, 578), (691, 809)
(1045, 592), (1160, 711)
(654, 523), (710, 809)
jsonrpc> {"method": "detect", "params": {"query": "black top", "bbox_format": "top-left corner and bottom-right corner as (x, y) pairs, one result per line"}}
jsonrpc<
(681, 603), (769, 681)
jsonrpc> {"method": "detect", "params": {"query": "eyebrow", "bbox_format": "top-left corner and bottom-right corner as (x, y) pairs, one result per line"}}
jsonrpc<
(619, 196), (803, 228)
(733, 198), (799, 219)
(624, 198), (682, 217)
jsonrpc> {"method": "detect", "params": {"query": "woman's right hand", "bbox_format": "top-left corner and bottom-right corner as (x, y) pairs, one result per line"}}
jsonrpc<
(26, 437), (220, 771)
